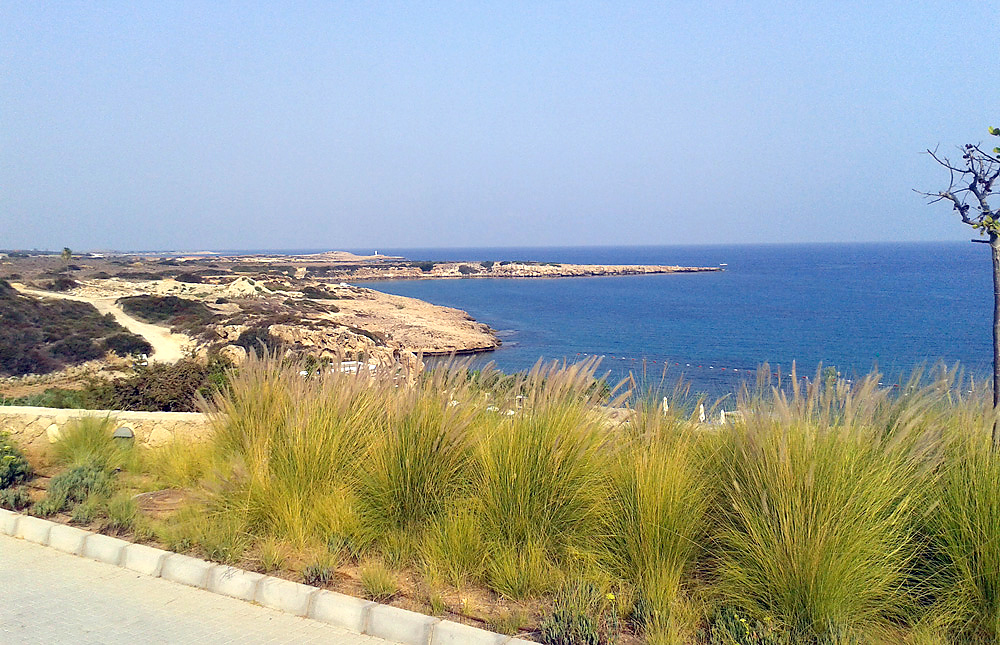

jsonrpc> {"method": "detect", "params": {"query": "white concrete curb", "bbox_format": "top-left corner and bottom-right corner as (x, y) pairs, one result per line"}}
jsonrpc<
(0, 509), (537, 644)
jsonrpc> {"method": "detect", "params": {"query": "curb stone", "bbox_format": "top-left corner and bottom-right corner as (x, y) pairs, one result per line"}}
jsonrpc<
(431, 619), (510, 645)
(310, 590), (376, 633)
(0, 508), (18, 535)
(48, 523), (89, 555)
(208, 565), (265, 602)
(254, 576), (317, 616)
(1, 511), (538, 645)
(82, 533), (129, 566)
(14, 515), (53, 544)
(161, 552), (217, 589)
(123, 543), (169, 577)
(367, 604), (440, 645)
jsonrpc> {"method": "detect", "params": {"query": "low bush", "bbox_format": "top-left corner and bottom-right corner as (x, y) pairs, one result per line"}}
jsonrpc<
(0, 486), (31, 510)
(233, 327), (279, 353)
(2, 387), (92, 409)
(50, 334), (103, 362)
(36, 459), (114, 515)
(302, 555), (337, 587)
(103, 332), (153, 357)
(301, 286), (337, 299)
(0, 281), (131, 376)
(48, 276), (78, 291)
(116, 295), (214, 327)
(174, 272), (204, 283)
(458, 264), (478, 275)
(0, 432), (32, 488)
(86, 359), (230, 412)
(345, 326), (386, 346)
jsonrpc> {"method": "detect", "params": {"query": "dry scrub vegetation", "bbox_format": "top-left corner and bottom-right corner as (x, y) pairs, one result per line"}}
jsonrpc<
(4, 357), (1000, 644)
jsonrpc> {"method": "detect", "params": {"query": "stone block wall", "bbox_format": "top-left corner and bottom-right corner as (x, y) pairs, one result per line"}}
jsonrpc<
(0, 405), (212, 453)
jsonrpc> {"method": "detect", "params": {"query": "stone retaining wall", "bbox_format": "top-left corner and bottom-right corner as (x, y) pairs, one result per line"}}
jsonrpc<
(0, 405), (212, 452)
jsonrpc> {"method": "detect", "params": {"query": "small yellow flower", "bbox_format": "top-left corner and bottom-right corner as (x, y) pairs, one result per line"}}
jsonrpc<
(605, 593), (615, 601)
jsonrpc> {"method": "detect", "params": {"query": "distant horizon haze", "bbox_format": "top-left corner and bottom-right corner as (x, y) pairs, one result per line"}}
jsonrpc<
(2, 2), (997, 251)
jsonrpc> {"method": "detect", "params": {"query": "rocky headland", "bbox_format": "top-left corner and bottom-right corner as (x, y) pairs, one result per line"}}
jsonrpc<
(0, 250), (719, 383)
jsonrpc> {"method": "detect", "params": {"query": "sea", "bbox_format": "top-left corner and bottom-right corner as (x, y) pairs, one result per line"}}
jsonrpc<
(331, 242), (992, 397)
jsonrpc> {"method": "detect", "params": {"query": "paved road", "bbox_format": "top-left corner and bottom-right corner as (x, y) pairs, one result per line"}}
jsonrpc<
(0, 535), (394, 644)
(14, 287), (192, 363)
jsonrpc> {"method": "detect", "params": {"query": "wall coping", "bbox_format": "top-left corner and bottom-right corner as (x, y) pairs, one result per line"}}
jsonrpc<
(0, 405), (209, 421)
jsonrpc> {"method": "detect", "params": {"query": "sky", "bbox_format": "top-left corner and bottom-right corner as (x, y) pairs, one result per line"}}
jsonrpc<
(1, 1), (998, 252)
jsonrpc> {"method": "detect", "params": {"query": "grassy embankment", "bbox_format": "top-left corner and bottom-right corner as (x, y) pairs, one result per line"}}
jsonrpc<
(3, 356), (1000, 644)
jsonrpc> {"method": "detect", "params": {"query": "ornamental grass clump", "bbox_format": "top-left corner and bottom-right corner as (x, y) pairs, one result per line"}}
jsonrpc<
(52, 415), (136, 471)
(204, 355), (384, 547)
(355, 369), (474, 546)
(474, 359), (617, 570)
(710, 369), (941, 641)
(602, 405), (709, 633)
(926, 388), (1000, 642)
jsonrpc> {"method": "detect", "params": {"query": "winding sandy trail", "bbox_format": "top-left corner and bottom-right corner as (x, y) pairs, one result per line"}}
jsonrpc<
(14, 286), (193, 363)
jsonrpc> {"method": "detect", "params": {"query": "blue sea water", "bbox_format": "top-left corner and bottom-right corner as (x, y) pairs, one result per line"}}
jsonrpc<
(345, 243), (991, 395)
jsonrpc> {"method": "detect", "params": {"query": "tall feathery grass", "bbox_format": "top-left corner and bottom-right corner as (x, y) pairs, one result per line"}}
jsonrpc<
(710, 368), (943, 641)
(126, 355), (1000, 643)
(926, 383), (1000, 643)
(603, 405), (710, 632)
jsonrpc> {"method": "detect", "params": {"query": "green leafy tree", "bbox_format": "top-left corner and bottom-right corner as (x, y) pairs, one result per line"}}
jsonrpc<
(61, 247), (72, 262)
(924, 126), (1000, 446)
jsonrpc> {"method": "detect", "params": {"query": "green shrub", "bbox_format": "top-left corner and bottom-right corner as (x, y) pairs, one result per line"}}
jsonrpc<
(0, 432), (32, 488)
(49, 276), (78, 291)
(457, 264), (478, 275)
(301, 286), (337, 299)
(87, 359), (229, 412)
(3, 387), (95, 409)
(38, 459), (114, 514)
(116, 295), (214, 326)
(0, 284), (127, 376)
(233, 327), (279, 353)
(103, 332), (153, 357)
(70, 495), (103, 524)
(50, 333), (103, 362)
(302, 555), (336, 587)
(345, 326), (386, 346)
(0, 486), (31, 510)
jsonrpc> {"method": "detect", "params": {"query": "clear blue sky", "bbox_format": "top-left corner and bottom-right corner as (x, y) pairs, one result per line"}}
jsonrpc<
(2, 1), (997, 251)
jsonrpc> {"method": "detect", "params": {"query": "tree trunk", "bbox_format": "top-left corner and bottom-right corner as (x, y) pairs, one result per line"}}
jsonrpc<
(992, 233), (1000, 449)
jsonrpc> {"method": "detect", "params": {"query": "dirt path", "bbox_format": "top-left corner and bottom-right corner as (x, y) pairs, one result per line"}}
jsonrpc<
(14, 286), (193, 363)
